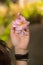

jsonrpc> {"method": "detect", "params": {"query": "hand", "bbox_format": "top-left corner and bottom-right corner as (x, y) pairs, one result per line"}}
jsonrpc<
(10, 26), (30, 54)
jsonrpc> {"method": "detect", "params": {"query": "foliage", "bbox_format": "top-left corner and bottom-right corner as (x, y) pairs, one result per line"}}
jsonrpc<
(0, 0), (43, 45)
(21, 1), (43, 18)
(36, 1), (43, 15)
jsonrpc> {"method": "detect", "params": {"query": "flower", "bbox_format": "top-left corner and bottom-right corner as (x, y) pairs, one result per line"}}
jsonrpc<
(12, 13), (30, 35)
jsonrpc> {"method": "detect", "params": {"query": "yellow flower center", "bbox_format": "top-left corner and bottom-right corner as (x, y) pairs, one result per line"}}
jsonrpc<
(20, 21), (25, 26)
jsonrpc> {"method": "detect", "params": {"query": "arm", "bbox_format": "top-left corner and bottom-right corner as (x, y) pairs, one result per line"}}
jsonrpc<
(10, 27), (30, 65)
(16, 60), (28, 65)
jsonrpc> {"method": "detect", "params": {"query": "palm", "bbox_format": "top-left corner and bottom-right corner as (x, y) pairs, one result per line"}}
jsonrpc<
(11, 28), (30, 50)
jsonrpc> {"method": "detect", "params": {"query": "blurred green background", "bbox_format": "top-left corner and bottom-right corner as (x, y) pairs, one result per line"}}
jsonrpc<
(0, 0), (43, 47)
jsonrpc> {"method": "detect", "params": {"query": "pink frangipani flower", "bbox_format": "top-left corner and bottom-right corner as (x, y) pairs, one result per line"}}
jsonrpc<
(12, 13), (30, 36)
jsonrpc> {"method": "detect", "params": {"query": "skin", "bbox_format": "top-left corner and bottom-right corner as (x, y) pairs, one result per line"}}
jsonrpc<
(10, 25), (30, 65)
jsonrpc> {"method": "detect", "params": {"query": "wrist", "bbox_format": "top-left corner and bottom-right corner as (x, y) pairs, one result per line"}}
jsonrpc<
(14, 48), (28, 54)
(15, 52), (29, 61)
(14, 48), (30, 62)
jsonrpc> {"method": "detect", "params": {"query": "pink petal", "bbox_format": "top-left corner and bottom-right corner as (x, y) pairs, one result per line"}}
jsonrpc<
(16, 26), (23, 31)
(12, 14), (30, 35)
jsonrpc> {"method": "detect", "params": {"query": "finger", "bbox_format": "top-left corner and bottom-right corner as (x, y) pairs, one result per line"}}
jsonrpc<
(21, 28), (29, 37)
(25, 28), (29, 36)
(10, 25), (21, 40)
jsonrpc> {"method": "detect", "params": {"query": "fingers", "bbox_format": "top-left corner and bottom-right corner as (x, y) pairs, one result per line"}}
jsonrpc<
(11, 25), (29, 38)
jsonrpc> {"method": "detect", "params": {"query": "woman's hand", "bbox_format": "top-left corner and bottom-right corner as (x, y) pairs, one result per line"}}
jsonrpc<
(10, 26), (30, 54)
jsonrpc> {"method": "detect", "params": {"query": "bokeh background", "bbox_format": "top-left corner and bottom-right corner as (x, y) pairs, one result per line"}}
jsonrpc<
(0, 0), (43, 65)
(0, 0), (43, 47)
